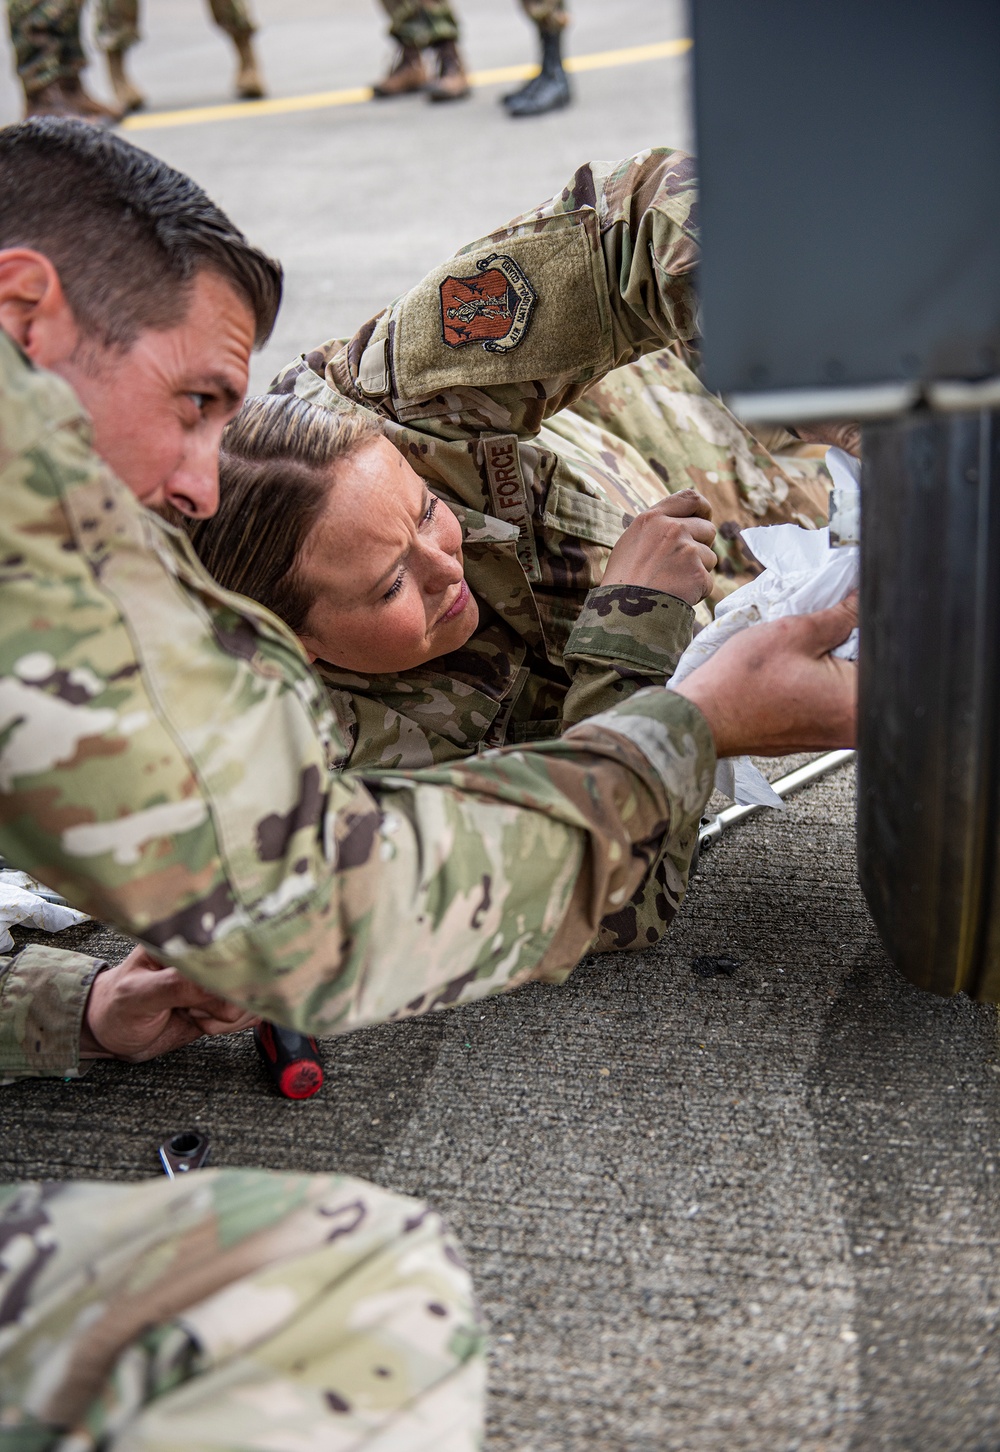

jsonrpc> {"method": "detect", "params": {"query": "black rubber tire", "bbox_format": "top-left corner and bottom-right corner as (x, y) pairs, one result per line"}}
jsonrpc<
(858, 408), (1000, 1001)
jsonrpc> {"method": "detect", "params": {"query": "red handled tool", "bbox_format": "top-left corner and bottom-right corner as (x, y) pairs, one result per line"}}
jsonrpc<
(254, 1021), (324, 1099)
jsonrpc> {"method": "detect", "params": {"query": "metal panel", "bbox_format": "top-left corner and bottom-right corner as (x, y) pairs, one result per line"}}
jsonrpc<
(691, 0), (1000, 396)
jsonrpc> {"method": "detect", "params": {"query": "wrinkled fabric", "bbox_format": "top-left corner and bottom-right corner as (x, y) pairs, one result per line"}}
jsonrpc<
(269, 150), (827, 947)
(0, 318), (716, 1078)
(95, 0), (255, 52)
(7, 0), (83, 92)
(379, 0), (459, 49)
(0, 1170), (485, 1449)
(379, 0), (566, 50)
(670, 520), (859, 806)
(0, 876), (87, 952)
(0, 943), (104, 1078)
(273, 150), (828, 789)
(521, 0), (568, 35)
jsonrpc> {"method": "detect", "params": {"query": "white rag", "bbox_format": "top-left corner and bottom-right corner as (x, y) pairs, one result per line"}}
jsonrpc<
(0, 870), (89, 952)
(668, 448), (860, 806)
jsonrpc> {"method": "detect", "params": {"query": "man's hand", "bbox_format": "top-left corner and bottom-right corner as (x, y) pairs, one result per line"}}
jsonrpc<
(81, 945), (260, 1062)
(673, 595), (858, 757)
(602, 490), (718, 606)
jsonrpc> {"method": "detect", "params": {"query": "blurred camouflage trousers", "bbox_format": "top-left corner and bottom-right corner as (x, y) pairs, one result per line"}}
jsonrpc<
(380, 0), (566, 50)
(96, 0), (254, 52)
(0, 1169), (485, 1448)
(521, 0), (567, 35)
(379, 0), (457, 49)
(7, 0), (83, 94)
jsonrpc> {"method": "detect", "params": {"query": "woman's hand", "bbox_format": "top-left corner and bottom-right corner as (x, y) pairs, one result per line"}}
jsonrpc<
(81, 945), (260, 1062)
(602, 490), (718, 606)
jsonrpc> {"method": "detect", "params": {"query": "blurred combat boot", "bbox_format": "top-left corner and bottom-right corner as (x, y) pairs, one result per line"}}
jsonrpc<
(106, 50), (145, 114)
(503, 29), (571, 117)
(232, 33), (265, 99)
(26, 77), (121, 123)
(64, 76), (123, 121)
(372, 44), (427, 97)
(426, 38), (469, 102)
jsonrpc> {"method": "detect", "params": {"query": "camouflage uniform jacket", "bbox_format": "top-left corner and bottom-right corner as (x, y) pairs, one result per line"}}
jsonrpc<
(0, 327), (716, 1080)
(272, 147), (827, 772)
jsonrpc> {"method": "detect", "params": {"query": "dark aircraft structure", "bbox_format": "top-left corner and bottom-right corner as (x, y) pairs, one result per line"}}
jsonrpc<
(692, 0), (1000, 1000)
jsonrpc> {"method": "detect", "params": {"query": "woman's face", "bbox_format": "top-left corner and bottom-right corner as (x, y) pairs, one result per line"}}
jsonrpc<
(297, 436), (480, 673)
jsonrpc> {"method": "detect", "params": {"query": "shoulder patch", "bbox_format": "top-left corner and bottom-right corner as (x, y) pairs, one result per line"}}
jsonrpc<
(391, 211), (608, 400)
(440, 254), (537, 354)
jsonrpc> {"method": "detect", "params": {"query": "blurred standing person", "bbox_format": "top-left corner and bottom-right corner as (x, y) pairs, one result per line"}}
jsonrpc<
(95, 0), (265, 114)
(7, 0), (119, 118)
(371, 1), (570, 111)
(372, 0), (469, 101)
(504, 0), (570, 116)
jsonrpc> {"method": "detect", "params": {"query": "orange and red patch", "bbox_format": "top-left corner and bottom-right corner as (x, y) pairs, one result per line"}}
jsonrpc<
(439, 252), (536, 354)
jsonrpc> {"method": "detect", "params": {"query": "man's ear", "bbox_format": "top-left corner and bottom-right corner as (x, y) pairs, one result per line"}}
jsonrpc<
(0, 248), (80, 367)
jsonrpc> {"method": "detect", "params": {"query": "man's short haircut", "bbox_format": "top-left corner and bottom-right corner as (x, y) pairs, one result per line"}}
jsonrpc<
(0, 118), (282, 349)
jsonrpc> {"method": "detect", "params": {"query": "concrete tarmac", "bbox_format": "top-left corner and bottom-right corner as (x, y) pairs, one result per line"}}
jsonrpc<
(2, 4), (999, 1447)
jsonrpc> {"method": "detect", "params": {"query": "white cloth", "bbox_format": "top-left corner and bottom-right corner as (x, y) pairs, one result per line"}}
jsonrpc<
(668, 449), (860, 806)
(0, 870), (89, 952)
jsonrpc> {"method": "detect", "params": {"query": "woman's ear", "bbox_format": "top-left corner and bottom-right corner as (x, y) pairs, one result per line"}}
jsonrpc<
(297, 633), (319, 664)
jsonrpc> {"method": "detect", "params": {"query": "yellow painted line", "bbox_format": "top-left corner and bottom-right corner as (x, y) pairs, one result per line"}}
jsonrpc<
(124, 85), (373, 129)
(565, 37), (691, 74)
(123, 36), (691, 132)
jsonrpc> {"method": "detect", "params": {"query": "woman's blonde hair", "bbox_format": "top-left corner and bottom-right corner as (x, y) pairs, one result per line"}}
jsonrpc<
(189, 392), (382, 632)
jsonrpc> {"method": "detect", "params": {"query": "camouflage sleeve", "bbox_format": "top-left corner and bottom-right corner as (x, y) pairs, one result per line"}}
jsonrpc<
(561, 585), (695, 729)
(308, 147), (699, 439)
(0, 1171), (484, 1440)
(0, 338), (715, 1054)
(0, 944), (106, 1079)
(371, 684), (715, 990)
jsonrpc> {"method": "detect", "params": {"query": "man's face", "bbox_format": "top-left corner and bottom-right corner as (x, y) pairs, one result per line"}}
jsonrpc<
(55, 270), (254, 519)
